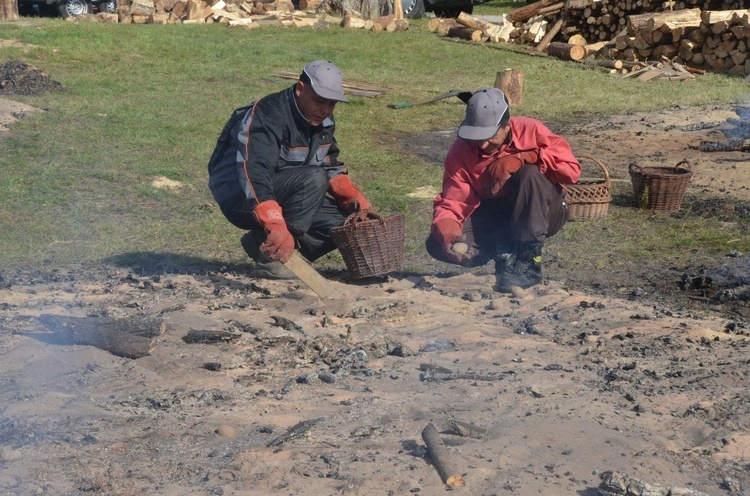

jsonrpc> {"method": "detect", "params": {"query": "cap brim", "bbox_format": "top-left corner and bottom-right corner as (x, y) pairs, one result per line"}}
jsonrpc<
(457, 123), (499, 141)
(311, 86), (349, 103)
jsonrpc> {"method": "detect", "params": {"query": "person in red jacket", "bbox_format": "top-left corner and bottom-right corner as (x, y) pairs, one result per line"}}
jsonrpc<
(208, 61), (371, 279)
(426, 87), (581, 292)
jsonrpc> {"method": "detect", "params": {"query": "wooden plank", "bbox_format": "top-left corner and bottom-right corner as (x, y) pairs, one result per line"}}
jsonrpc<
(283, 251), (335, 299)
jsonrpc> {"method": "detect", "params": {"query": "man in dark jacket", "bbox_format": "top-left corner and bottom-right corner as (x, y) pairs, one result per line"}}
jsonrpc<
(208, 60), (371, 279)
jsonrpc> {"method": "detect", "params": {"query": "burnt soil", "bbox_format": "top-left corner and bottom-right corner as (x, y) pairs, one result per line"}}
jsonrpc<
(1, 84), (750, 495)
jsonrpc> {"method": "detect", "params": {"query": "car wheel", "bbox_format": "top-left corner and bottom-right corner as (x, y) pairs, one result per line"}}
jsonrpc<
(99, 0), (116, 12)
(402, 0), (424, 19)
(433, 6), (471, 18)
(58, 0), (92, 18)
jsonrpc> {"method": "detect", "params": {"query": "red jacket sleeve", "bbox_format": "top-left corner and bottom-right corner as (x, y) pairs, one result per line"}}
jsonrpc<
(511, 117), (581, 185)
(432, 139), (483, 226)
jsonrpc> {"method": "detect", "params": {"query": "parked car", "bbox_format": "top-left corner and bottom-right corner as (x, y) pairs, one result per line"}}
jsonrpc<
(18, 0), (115, 19)
(400, 0), (488, 19)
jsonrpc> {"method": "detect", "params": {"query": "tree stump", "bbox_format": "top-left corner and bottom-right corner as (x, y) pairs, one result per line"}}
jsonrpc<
(494, 69), (524, 107)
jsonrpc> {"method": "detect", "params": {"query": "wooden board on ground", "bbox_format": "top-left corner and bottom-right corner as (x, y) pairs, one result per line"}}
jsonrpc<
(283, 251), (335, 299)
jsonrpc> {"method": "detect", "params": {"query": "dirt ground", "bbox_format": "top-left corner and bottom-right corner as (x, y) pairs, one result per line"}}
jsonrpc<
(2, 75), (750, 495)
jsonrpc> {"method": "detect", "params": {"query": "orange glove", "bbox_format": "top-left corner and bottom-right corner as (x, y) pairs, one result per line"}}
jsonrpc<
(253, 200), (295, 263)
(484, 150), (540, 197)
(432, 218), (470, 264)
(329, 174), (372, 213)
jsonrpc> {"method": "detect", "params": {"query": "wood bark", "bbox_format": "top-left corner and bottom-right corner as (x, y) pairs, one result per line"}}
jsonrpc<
(1, 0), (18, 20)
(421, 423), (465, 488)
(494, 69), (524, 106)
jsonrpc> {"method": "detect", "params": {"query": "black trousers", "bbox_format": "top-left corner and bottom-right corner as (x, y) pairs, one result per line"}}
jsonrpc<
(426, 164), (568, 267)
(218, 166), (348, 262)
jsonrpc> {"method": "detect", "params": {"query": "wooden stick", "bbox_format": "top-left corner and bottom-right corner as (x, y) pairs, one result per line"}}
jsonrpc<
(421, 423), (465, 488)
(535, 17), (563, 51)
(283, 251), (335, 299)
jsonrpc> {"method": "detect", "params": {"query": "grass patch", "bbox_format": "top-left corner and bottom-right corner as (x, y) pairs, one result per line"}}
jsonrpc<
(0, 18), (748, 274)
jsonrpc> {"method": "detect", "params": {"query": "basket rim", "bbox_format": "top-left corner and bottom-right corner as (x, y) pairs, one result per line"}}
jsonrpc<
(330, 212), (405, 234)
(629, 160), (692, 177)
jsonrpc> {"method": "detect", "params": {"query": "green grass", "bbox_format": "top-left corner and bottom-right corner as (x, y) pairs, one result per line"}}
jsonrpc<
(0, 18), (748, 272)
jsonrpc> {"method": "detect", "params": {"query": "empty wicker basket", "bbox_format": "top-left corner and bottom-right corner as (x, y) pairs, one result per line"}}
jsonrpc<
(330, 210), (405, 279)
(629, 160), (693, 212)
(564, 155), (612, 221)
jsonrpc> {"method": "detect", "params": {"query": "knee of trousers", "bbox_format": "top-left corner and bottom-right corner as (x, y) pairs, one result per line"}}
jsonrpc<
(281, 166), (329, 197)
(513, 163), (545, 184)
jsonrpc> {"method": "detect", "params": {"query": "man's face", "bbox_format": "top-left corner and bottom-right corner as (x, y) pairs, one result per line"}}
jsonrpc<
(473, 124), (511, 155)
(295, 81), (337, 127)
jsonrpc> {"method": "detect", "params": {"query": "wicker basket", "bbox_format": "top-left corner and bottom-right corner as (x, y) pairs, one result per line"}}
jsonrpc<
(564, 155), (612, 220)
(629, 160), (693, 212)
(330, 210), (405, 279)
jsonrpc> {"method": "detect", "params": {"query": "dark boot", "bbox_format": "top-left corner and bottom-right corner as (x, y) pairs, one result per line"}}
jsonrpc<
(240, 231), (296, 280)
(493, 251), (513, 275)
(495, 241), (543, 293)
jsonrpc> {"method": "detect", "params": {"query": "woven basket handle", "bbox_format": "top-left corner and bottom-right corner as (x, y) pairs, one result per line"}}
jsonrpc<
(577, 154), (610, 185)
(675, 159), (691, 172)
(343, 208), (383, 228)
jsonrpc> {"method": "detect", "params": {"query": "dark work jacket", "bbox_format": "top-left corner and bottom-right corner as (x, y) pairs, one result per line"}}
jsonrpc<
(207, 85), (345, 207)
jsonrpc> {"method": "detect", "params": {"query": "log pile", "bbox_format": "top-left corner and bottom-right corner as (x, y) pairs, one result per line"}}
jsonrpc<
(557, 0), (743, 44)
(432, 1), (749, 76)
(73, 0), (346, 26)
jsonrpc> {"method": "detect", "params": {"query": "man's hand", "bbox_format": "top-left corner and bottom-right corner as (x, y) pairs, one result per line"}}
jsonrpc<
(432, 218), (472, 264)
(329, 174), (372, 213)
(484, 150), (540, 197)
(253, 200), (295, 263)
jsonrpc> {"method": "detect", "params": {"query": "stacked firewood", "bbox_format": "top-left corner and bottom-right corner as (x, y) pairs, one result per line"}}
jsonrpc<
(432, 1), (749, 76)
(74, 0), (336, 25)
(559, 0), (744, 44)
(341, 12), (409, 31)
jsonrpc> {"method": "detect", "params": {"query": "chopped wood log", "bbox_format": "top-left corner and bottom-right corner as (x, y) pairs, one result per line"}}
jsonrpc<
(445, 25), (484, 42)
(701, 10), (750, 25)
(567, 33), (587, 45)
(627, 8), (701, 35)
(583, 58), (623, 69)
(341, 13), (366, 28)
(546, 41), (586, 61)
(494, 68), (524, 106)
(35, 314), (166, 359)
(456, 11), (503, 39)
(372, 13), (395, 30)
(508, 0), (561, 24)
(386, 18), (409, 32)
(422, 423), (465, 488)
(428, 16), (451, 32)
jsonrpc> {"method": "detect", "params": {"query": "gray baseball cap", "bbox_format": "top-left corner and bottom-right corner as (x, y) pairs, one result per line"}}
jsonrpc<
(457, 87), (509, 141)
(300, 60), (349, 103)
